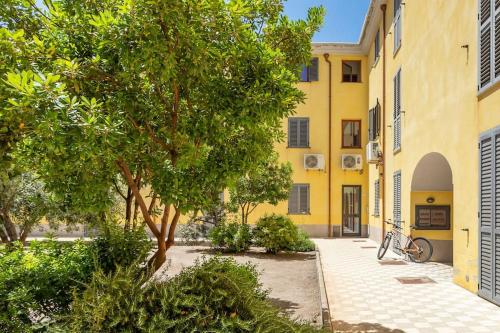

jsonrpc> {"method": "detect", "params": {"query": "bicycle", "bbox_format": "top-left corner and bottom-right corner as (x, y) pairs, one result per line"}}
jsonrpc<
(377, 220), (433, 263)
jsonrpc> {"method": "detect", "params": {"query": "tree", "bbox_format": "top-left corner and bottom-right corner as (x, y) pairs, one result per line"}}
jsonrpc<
(3, 0), (324, 269)
(229, 154), (293, 224)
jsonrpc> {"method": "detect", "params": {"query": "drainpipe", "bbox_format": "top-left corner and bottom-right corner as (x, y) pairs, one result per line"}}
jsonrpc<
(323, 53), (333, 238)
(380, 4), (387, 241)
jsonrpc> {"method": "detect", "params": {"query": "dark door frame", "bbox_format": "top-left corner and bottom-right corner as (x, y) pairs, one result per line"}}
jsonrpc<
(342, 185), (362, 237)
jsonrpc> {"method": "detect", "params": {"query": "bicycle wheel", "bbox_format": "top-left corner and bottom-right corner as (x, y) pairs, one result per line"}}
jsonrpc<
(377, 233), (392, 260)
(408, 237), (433, 263)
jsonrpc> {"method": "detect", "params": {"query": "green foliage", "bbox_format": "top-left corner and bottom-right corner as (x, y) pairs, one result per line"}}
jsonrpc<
(64, 256), (324, 332)
(288, 229), (315, 252)
(253, 214), (299, 254)
(229, 153), (293, 224)
(0, 239), (95, 333)
(91, 223), (152, 274)
(1, 0), (324, 250)
(209, 220), (253, 253)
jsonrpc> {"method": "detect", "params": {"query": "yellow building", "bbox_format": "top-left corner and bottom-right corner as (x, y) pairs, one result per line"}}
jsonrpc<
(253, 0), (500, 305)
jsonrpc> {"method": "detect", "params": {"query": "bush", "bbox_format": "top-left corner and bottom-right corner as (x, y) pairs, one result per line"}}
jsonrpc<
(208, 220), (252, 252)
(91, 224), (152, 274)
(64, 256), (324, 333)
(287, 229), (316, 252)
(0, 239), (95, 333)
(253, 214), (299, 254)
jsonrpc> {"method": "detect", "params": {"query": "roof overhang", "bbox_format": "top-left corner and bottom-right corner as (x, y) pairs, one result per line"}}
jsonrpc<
(312, 0), (385, 55)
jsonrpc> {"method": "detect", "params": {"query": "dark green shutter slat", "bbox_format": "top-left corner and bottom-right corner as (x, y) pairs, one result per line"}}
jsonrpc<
(393, 70), (401, 150)
(481, 24), (492, 88)
(299, 185), (309, 213)
(288, 185), (299, 214)
(299, 119), (309, 147)
(495, 12), (500, 78)
(374, 180), (380, 217)
(309, 58), (319, 81)
(289, 119), (298, 147)
(393, 172), (402, 254)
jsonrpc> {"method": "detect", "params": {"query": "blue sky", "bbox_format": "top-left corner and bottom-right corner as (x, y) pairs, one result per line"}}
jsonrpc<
(283, 0), (370, 43)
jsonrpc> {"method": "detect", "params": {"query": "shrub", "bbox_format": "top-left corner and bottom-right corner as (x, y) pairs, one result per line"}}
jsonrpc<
(288, 229), (316, 252)
(208, 220), (252, 252)
(64, 256), (324, 333)
(0, 239), (95, 333)
(253, 214), (299, 254)
(91, 224), (152, 274)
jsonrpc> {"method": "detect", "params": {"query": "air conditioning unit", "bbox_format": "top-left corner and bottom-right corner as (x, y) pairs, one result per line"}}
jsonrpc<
(366, 141), (380, 164)
(342, 154), (363, 170)
(304, 154), (325, 170)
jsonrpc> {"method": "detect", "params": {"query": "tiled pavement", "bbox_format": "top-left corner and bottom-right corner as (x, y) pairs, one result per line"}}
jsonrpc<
(315, 238), (500, 333)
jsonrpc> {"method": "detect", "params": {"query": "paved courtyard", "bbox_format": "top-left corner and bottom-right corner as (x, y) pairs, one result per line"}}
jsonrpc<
(315, 238), (500, 333)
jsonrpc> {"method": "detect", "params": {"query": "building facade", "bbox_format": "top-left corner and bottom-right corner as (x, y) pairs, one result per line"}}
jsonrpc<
(255, 0), (500, 304)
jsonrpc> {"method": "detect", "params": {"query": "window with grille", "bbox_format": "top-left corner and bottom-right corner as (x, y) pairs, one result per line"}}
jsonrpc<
(299, 57), (319, 82)
(288, 184), (310, 214)
(288, 118), (309, 148)
(374, 180), (380, 217)
(393, 69), (401, 152)
(478, 0), (500, 91)
(342, 120), (361, 148)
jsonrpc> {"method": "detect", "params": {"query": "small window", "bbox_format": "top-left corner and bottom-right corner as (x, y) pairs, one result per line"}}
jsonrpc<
(374, 180), (380, 217)
(415, 205), (451, 230)
(299, 58), (319, 82)
(394, 0), (402, 17)
(288, 118), (309, 148)
(289, 184), (310, 214)
(368, 101), (381, 141)
(342, 61), (361, 82)
(374, 30), (380, 61)
(342, 120), (361, 148)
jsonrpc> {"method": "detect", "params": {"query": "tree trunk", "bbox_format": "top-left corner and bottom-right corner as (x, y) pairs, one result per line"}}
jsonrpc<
(0, 222), (9, 243)
(124, 187), (133, 231)
(1, 211), (18, 242)
(19, 224), (31, 245)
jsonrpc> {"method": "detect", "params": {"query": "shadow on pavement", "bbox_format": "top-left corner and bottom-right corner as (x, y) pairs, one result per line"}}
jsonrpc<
(184, 247), (315, 262)
(330, 320), (405, 333)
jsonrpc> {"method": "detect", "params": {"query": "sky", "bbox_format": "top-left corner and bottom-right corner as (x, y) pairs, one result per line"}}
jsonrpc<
(283, 0), (371, 43)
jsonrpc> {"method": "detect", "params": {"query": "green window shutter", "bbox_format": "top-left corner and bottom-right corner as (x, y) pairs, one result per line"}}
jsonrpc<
(288, 185), (299, 214)
(299, 184), (310, 214)
(478, 0), (500, 89)
(495, 9), (500, 78)
(374, 180), (380, 217)
(309, 58), (319, 81)
(288, 118), (298, 147)
(299, 119), (309, 147)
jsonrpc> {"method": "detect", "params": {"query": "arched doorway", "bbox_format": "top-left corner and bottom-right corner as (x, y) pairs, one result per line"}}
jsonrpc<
(411, 152), (453, 263)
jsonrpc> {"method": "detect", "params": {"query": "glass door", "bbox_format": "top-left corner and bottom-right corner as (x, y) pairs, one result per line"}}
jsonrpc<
(342, 185), (361, 236)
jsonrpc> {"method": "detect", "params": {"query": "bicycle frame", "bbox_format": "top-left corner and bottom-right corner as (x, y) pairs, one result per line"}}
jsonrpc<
(387, 222), (420, 255)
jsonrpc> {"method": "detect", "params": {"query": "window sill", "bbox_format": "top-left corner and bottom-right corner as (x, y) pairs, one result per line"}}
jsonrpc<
(287, 212), (311, 216)
(393, 44), (401, 58)
(478, 78), (500, 100)
(413, 226), (450, 231)
(342, 146), (362, 149)
(393, 147), (401, 155)
(287, 146), (310, 149)
(341, 81), (363, 84)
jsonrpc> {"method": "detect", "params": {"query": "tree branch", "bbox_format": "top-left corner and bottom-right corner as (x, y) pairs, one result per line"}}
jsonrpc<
(165, 207), (181, 250)
(116, 159), (160, 238)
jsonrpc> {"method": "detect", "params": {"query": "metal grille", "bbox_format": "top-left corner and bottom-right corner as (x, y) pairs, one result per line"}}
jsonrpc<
(374, 179), (380, 217)
(393, 171), (402, 255)
(393, 70), (401, 151)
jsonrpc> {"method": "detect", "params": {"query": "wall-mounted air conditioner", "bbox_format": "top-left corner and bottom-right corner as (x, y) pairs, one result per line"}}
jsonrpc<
(304, 154), (325, 170)
(366, 141), (381, 164)
(342, 154), (363, 170)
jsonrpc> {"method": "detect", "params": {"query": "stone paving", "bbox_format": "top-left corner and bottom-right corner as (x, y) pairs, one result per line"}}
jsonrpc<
(315, 238), (500, 333)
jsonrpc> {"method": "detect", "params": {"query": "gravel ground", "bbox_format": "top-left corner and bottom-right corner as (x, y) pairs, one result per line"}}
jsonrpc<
(155, 246), (321, 324)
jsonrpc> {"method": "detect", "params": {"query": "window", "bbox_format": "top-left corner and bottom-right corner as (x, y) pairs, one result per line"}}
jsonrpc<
(342, 61), (361, 82)
(374, 29), (381, 62)
(342, 120), (361, 148)
(288, 184), (310, 214)
(393, 69), (401, 151)
(393, 0), (402, 53)
(478, 0), (500, 91)
(368, 101), (381, 141)
(415, 205), (451, 230)
(300, 57), (319, 82)
(374, 180), (380, 217)
(288, 118), (309, 148)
